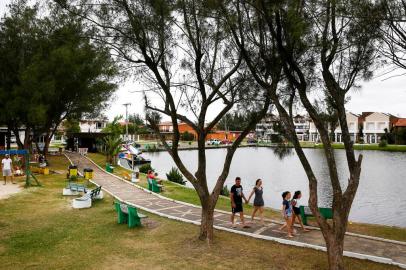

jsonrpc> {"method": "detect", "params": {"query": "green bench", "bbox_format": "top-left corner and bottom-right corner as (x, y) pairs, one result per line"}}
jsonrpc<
(114, 201), (147, 228)
(300, 206), (333, 225)
(66, 182), (87, 193)
(147, 178), (163, 193)
(105, 163), (114, 173)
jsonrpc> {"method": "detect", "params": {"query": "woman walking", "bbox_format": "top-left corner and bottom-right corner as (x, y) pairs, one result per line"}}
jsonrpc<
(247, 179), (265, 225)
(291, 190), (310, 232)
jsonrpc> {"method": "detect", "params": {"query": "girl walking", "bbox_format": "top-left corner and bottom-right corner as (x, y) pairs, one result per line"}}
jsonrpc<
(247, 179), (265, 225)
(291, 190), (310, 232)
(280, 191), (294, 238)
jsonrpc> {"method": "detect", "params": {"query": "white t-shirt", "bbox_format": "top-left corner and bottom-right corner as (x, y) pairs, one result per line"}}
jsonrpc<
(2, 158), (12, 170)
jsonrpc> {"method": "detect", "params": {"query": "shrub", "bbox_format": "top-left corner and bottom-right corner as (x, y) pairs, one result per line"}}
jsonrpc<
(220, 185), (230, 196)
(166, 167), (186, 185)
(139, 163), (154, 174)
(379, 139), (388, 148)
(181, 131), (195, 141)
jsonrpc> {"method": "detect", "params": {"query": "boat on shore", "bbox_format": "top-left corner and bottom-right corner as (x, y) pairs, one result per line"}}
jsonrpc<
(119, 143), (151, 168)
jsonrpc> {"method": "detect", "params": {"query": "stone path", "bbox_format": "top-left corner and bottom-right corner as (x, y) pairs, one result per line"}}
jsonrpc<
(65, 152), (406, 269)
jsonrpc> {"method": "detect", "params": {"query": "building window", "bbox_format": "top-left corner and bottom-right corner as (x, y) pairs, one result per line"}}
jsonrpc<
(366, 122), (374, 131)
(96, 122), (104, 129)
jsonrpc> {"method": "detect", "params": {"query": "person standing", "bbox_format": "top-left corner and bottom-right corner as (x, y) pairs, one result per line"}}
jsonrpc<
(247, 179), (265, 225)
(2, 154), (15, 185)
(230, 177), (249, 228)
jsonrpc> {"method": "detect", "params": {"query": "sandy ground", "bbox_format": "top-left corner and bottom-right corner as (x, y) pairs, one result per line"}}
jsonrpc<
(0, 182), (22, 200)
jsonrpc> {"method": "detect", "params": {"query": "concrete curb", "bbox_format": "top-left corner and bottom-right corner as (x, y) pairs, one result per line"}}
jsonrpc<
(65, 153), (406, 269)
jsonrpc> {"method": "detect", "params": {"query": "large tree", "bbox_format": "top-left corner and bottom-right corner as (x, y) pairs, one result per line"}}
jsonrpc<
(1, 1), (118, 153)
(57, 0), (279, 242)
(0, 1), (41, 150)
(222, 0), (380, 269)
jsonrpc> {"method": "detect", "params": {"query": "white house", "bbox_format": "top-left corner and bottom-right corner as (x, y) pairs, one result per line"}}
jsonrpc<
(333, 112), (359, 143)
(308, 112), (360, 143)
(361, 112), (398, 144)
(79, 117), (108, 133)
(255, 114), (279, 140)
(293, 115), (310, 141)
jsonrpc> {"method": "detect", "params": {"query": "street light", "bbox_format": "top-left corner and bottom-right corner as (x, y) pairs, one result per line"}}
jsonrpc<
(123, 103), (131, 141)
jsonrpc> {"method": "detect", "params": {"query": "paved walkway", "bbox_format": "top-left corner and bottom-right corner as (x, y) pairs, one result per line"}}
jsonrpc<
(65, 152), (406, 268)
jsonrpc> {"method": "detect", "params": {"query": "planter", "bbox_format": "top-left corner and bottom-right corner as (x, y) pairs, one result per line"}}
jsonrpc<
(72, 197), (92, 209)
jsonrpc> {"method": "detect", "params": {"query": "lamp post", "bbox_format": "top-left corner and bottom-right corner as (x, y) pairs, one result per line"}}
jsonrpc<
(123, 103), (131, 141)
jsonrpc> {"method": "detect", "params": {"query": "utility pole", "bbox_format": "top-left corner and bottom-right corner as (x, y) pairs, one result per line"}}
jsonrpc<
(123, 103), (131, 141)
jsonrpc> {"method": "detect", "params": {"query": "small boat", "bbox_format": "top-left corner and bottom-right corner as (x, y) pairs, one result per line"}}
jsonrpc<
(119, 143), (151, 169)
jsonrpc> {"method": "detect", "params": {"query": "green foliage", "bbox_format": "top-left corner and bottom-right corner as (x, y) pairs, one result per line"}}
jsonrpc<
(379, 139), (388, 148)
(103, 135), (123, 165)
(218, 112), (250, 131)
(0, 2), (117, 152)
(181, 131), (195, 141)
(63, 118), (80, 134)
(128, 113), (145, 126)
(139, 163), (153, 174)
(166, 167), (186, 185)
(220, 185), (230, 197)
(395, 128), (406, 145)
(103, 116), (124, 136)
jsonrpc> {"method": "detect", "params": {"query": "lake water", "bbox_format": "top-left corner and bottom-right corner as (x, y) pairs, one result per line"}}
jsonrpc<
(140, 147), (406, 227)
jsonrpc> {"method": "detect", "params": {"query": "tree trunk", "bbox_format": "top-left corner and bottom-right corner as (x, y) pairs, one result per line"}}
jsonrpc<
(42, 134), (52, 157)
(199, 200), (215, 243)
(326, 233), (345, 270)
(23, 128), (32, 151)
(6, 128), (11, 150)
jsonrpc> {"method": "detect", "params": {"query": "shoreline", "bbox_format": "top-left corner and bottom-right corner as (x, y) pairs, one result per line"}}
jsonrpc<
(138, 142), (406, 153)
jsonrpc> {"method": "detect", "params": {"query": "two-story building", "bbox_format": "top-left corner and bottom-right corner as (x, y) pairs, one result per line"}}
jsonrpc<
(79, 116), (109, 133)
(308, 112), (360, 143)
(255, 114), (279, 141)
(360, 112), (398, 144)
(293, 115), (310, 141)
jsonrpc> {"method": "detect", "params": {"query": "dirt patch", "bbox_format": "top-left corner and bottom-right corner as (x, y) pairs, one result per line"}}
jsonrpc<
(142, 218), (160, 229)
(0, 183), (22, 200)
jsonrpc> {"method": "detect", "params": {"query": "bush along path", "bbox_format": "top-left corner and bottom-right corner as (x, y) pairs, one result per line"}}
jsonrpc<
(64, 152), (406, 269)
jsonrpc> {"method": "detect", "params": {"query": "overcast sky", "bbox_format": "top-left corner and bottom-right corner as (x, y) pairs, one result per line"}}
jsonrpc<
(2, 1), (406, 121)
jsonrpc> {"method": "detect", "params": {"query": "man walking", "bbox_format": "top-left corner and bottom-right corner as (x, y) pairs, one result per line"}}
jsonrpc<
(230, 176), (249, 228)
(2, 154), (14, 185)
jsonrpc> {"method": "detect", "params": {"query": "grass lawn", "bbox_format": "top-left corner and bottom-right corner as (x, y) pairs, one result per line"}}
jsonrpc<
(311, 143), (406, 152)
(87, 153), (406, 242)
(0, 155), (401, 270)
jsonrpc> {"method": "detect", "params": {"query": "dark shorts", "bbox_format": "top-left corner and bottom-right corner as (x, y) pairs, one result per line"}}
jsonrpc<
(232, 203), (243, 213)
(293, 207), (301, 215)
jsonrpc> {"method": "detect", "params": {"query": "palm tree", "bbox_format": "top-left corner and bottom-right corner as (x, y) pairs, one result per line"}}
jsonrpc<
(103, 135), (122, 165)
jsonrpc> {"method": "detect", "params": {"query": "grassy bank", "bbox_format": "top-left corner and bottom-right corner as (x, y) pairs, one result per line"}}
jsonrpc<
(309, 142), (406, 152)
(87, 153), (406, 242)
(0, 155), (400, 270)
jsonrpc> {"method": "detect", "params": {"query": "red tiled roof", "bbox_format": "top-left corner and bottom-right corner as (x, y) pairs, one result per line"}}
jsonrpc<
(394, 119), (406, 127)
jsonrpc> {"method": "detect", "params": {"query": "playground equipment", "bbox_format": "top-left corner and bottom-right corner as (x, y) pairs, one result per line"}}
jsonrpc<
(0, 150), (41, 187)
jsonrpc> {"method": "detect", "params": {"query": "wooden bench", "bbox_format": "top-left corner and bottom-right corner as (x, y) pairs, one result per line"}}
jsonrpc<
(114, 201), (147, 228)
(300, 206), (333, 225)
